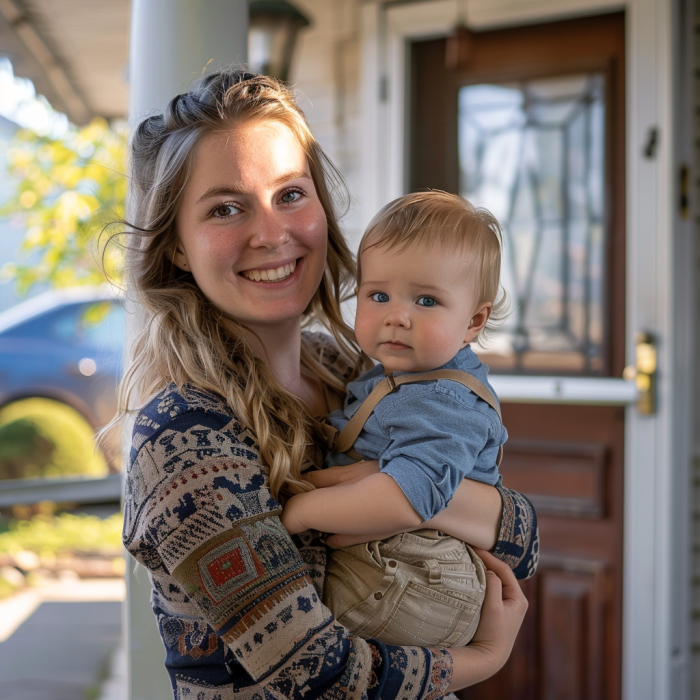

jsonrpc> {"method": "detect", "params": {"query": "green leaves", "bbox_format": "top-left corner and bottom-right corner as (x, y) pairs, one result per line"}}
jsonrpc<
(1, 118), (128, 293)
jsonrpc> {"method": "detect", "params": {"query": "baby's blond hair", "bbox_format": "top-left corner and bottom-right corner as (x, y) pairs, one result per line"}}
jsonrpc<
(358, 190), (508, 342)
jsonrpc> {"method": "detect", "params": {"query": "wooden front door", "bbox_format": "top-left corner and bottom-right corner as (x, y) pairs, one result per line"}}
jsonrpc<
(410, 13), (626, 700)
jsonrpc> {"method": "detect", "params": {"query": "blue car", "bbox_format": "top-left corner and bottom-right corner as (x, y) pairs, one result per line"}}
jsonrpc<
(0, 287), (125, 463)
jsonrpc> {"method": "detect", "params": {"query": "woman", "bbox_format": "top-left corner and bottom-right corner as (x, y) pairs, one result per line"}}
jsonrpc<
(117, 69), (535, 699)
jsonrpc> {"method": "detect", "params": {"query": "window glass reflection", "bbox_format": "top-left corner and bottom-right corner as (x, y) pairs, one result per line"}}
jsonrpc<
(459, 74), (606, 373)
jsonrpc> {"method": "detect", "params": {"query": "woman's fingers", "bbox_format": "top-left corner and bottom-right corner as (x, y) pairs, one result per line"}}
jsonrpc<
(474, 548), (528, 608)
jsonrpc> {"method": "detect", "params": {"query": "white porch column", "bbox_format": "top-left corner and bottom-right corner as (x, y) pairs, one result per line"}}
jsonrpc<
(126, 2), (248, 698)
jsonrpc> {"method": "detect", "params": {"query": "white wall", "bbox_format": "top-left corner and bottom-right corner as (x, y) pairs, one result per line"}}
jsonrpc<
(692, 2), (700, 695)
(291, 0), (365, 253)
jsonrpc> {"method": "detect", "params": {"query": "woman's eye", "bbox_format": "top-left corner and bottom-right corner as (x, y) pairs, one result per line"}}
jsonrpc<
(416, 296), (438, 307)
(280, 189), (304, 204)
(213, 203), (240, 218)
(370, 292), (390, 303)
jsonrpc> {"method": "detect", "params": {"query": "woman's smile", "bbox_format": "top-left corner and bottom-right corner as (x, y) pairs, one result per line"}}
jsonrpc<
(240, 257), (298, 282)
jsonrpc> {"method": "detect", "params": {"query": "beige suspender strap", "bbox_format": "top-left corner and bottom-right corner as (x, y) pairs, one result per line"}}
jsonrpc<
(333, 374), (401, 454)
(323, 382), (345, 413)
(396, 369), (502, 419)
(333, 368), (503, 456)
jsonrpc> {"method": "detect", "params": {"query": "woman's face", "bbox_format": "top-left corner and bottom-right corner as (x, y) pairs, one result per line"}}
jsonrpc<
(174, 121), (328, 332)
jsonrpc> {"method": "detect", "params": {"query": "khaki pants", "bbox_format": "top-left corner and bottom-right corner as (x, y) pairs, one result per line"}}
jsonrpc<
(324, 529), (487, 647)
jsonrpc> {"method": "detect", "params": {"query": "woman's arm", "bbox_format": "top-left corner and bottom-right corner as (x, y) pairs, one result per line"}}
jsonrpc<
(425, 478), (502, 549)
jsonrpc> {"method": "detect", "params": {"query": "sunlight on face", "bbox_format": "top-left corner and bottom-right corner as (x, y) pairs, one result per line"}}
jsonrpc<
(174, 121), (328, 335)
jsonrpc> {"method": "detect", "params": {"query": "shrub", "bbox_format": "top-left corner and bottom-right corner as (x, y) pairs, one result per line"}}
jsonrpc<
(0, 511), (122, 557)
(0, 398), (107, 480)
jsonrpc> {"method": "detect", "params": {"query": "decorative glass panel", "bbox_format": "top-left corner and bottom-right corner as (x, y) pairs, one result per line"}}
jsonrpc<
(458, 74), (606, 374)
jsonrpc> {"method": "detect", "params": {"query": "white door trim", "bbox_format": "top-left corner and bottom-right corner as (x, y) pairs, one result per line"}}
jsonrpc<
(359, 1), (690, 698)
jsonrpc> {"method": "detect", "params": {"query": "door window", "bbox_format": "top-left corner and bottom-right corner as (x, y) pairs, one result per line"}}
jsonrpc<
(458, 74), (607, 373)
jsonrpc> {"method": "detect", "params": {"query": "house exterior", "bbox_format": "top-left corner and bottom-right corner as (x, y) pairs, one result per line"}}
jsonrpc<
(0, 0), (696, 698)
(0, 113), (24, 313)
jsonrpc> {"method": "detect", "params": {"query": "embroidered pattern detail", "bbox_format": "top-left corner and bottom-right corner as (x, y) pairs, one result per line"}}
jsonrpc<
(198, 536), (264, 603)
(423, 647), (453, 700)
(492, 485), (539, 580)
(175, 675), (273, 699)
(159, 616), (220, 660)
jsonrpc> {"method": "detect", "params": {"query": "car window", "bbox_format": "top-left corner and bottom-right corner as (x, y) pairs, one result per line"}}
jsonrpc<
(4, 301), (125, 352)
(80, 302), (126, 352)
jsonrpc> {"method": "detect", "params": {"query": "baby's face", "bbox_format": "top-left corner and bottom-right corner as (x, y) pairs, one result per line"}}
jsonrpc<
(355, 240), (488, 372)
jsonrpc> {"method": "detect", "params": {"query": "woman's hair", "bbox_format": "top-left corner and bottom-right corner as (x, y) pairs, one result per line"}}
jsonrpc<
(110, 69), (367, 499)
(357, 190), (509, 342)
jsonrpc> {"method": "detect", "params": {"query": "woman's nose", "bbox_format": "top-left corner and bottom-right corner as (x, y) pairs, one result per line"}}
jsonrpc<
(249, 210), (290, 249)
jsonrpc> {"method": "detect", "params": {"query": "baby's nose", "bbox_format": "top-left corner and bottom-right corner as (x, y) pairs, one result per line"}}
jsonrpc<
(385, 308), (411, 328)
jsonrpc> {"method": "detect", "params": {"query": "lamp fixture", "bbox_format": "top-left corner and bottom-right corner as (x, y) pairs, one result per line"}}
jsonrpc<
(249, 0), (311, 82)
(445, 0), (474, 71)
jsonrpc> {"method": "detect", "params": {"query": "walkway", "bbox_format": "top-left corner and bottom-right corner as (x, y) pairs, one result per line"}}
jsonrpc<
(0, 578), (124, 700)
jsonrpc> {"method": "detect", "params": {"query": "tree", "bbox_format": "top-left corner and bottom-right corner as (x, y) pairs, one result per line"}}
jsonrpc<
(1, 118), (127, 293)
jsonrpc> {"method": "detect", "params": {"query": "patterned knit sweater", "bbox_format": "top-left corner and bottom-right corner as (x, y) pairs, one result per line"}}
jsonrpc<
(122, 334), (538, 699)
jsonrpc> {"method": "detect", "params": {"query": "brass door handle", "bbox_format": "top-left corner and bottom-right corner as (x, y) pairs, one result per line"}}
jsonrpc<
(622, 332), (656, 415)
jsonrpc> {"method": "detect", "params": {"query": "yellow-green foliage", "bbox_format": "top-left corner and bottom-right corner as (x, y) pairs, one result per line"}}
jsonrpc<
(0, 575), (17, 601)
(0, 512), (122, 557)
(0, 398), (107, 480)
(0, 118), (127, 293)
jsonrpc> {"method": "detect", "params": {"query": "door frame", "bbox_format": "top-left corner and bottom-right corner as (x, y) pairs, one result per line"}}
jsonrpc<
(358, 0), (692, 698)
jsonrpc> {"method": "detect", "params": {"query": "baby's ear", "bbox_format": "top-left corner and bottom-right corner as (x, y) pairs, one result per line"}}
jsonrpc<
(464, 303), (492, 343)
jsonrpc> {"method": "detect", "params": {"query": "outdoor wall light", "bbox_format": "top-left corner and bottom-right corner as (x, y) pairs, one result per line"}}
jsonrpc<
(445, 24), (474, 71)
(249, 0), (311, 82)
(445, 0), (474, 71)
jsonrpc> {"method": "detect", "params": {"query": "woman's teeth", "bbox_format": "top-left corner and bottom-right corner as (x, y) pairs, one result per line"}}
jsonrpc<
(242, 260), (296, 282)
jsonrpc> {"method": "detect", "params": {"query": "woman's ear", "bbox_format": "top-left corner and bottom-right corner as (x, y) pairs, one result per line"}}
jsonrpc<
(171, 242), (190, 271)
(464, 302), (492, 343)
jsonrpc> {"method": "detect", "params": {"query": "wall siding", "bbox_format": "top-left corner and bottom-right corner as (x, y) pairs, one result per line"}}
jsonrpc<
(694, 3), (700, 698)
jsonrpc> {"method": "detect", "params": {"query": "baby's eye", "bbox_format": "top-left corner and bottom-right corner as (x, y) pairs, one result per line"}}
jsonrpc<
(213, 203), (240, 219)
(370, 292), (390, 303)
(416, 296), (438, 307)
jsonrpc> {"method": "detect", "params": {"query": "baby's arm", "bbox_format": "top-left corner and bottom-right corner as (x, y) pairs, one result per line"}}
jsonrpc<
(281, 472), (423, 536)
(323, 476), (503, 549)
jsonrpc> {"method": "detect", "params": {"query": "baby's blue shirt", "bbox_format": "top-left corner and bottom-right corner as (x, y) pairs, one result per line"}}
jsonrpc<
(326, 345), (507, 521)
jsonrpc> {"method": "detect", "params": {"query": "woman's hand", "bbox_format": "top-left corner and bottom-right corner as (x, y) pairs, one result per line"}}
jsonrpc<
(446, 549), (528, 691)
(304, 460), (380, 488)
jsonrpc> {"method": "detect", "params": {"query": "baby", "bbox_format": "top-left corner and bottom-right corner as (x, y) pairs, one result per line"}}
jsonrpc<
(282, 190), (509, 647)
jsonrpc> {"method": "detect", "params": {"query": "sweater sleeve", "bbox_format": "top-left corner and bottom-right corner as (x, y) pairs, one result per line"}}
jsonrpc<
(123, 405), (453, 700)
(491, 484), (540, 580)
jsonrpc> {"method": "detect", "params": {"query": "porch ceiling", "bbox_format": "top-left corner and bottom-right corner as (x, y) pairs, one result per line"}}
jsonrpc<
(0, 0), (130, 124)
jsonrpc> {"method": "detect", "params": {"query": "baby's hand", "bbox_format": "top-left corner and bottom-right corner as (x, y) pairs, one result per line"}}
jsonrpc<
(280, 495), (307, 536)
